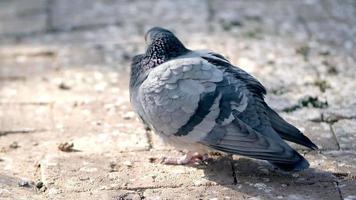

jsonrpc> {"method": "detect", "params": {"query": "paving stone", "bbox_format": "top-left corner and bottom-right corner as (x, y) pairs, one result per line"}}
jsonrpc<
(39, 151), (234, 193)
(0, 44), (115, 71)
(13, 33), (141, 70)
(332, 120), (356, 150)
(52, 101), (149, 152)
(0, 0), (47, 36)
(0, 68), (129, 104)
(0, 47), (56, 79)
(0, 0), (355, 199)
(0, 131), (62, 181)
(231, 156), (335, 184)
(306, 151), (356, 176)
(144, 182), (339, 200)
(70, 128), (149, 153)
(0, 104), (52, 134)
(0, 185), (41, 200)
(0, 129), (115, 182)
(277, 112), (338, 150)
(44, 190), (142, 200)
(322, 103), (356, 123)
(51, 0), (209, 33)
(0, 172), (43, 200)
(339, 180), (356, 200)
(21, 26), (142, 46)
(298, 0), (355, 48)
(211, 0), (308, 40)
(264, 95), (295, 112)
(324, 76), (356, 107)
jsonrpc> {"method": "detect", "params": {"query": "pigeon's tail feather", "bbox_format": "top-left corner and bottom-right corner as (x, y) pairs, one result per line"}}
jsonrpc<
(269, 152), (310, 172)
(265, 105), (318, 150)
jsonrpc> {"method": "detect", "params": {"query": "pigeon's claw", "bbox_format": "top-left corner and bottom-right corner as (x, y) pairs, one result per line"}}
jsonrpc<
(162, 152), (210, 165)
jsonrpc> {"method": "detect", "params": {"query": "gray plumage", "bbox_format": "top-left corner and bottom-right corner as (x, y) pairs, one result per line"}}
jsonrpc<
(130, 27), (318, 171)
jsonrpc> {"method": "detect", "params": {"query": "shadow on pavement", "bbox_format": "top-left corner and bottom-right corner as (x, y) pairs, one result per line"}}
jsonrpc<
(197, 155), (339, 199)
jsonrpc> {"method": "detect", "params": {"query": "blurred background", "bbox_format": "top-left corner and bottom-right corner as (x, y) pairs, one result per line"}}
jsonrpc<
(0, 0), (356, 199)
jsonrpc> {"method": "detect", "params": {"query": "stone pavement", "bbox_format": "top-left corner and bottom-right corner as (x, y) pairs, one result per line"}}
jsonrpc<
(0, 0), (356, 199)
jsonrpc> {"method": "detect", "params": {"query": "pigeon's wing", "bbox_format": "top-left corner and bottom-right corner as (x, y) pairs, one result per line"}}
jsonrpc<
(201, 52), (317, 150)
(139, 56), (308, 171)
(139, 57), (225, 138)
(202, 118), (308, 171)
(200, 53), (309, 170)
(129, 54), (151, 129)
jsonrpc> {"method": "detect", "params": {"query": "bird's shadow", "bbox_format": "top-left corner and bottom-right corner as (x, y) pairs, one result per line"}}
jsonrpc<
(192, 156), (337, 199)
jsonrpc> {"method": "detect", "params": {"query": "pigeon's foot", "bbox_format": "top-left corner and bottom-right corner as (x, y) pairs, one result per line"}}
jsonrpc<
(162, 151), (210, 165)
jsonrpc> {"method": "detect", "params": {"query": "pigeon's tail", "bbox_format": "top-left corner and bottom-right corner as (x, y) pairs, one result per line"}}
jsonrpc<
(265, 105), (318, 150)
(269, 152), (310, 172)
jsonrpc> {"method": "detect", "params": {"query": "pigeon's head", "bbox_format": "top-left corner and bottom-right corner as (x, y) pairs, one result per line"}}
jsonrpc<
(144, 27), (189, 65)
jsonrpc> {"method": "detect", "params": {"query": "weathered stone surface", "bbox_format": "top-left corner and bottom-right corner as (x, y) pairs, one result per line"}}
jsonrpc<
(51, 0), (209, 33)
(40, 152), (234, 193)
(32, 26), (142, 45)
(0, 0), (355, 199)
(265, 95), (295, 112)
(332, 120), (356, 150)
(0, 0), (47, 36)
(231, 156), (335, 184)
(339, 180), (356, 200)
(144, 182), (339, 200)
(0, 47), (56, 78)
(0, 68), (129, 104)
(44, 190), (142, 200)
(0, 104), (52, 133)
(52, 102), (149, 152)
(299, 0), (356, 51)
(322, 103), (356, 123)
(306, 151), (356, 176)
(210, 0), (308, 39)
(279, 112), (338, 150)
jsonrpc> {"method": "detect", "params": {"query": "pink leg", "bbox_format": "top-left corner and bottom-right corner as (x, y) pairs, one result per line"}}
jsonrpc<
(162, 152), (209, 165)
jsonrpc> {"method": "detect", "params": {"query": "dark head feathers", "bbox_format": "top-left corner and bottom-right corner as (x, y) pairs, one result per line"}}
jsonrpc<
(144, 27), (189, 66)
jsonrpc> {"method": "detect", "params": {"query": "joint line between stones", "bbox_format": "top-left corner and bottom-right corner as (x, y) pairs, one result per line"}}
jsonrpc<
(329, 124), (341, 151)
(334, 181), (343, 200)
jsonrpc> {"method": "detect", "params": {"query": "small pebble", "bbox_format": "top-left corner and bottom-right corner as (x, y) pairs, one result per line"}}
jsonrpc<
(18, 179), (32, 187)
(123, 111), (136, 120)
(35, 181), (44, 189)
(40, 186), (47, 192)
(123, 161), (133, 167)
(58, 142), (74, 152)
(58, 82), (71, 90)
(109, 161), (117, 172)
(9, 142), (19, 149)
(149, 157), (159, 163)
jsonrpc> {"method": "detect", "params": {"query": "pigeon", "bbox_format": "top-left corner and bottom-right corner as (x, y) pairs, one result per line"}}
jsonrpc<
(129, 27), (318, 171)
